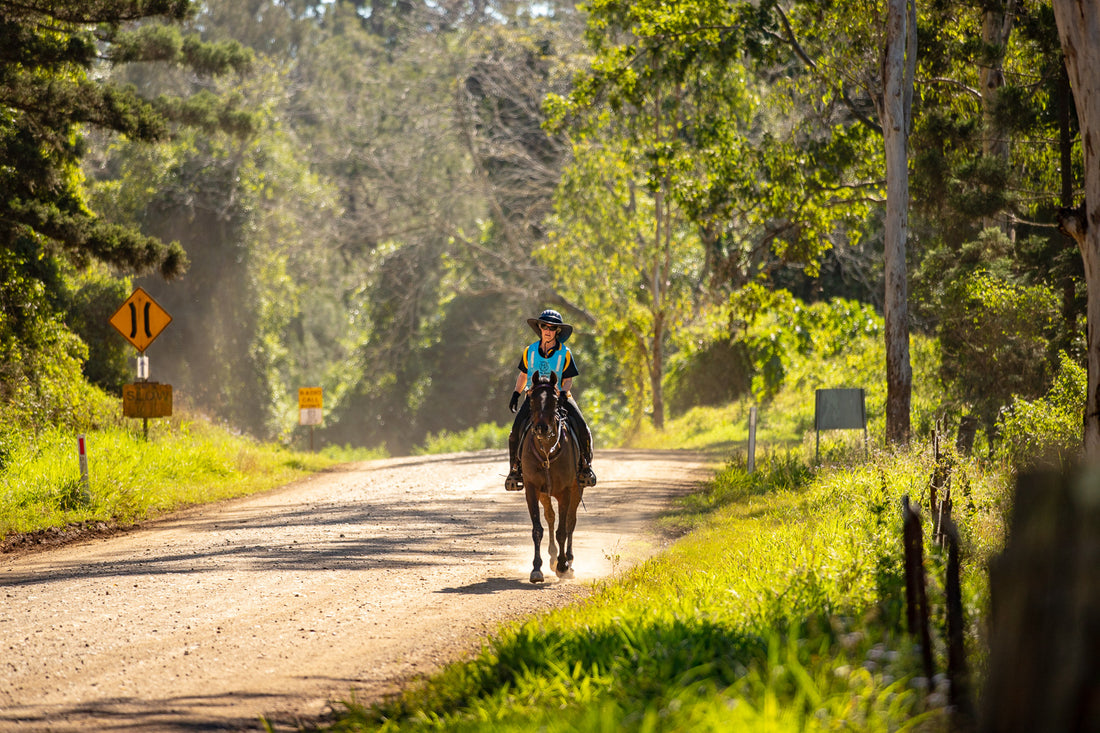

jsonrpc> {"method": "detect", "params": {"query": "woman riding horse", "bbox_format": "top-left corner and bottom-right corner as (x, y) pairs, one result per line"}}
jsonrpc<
(505, 309), (596, 491)
(521, 372), (583, 581)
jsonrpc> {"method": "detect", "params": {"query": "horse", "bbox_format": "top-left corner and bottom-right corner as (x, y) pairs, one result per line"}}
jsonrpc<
(520, 372), (583, 583)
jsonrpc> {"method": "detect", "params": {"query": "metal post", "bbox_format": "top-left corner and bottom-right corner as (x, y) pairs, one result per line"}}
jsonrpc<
(137, 352), (149, 441)
(747, 406), (757, 473)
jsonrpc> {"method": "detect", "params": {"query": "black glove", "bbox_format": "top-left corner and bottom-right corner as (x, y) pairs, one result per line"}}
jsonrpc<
(509, 391), (520, 413)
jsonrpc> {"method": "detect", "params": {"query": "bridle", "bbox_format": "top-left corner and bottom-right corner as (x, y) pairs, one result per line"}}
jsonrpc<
(528, 384), (567, 470)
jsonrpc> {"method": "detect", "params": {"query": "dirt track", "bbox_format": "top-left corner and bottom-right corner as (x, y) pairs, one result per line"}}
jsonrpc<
(0, 448), (715, 732)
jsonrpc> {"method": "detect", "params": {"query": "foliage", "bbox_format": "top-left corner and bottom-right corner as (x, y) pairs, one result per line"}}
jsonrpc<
(0, 251), (118, 432)
(413, 423), (510, 455)
(915, 229), (1061, 433)
(731, 287), (883, 402)
(996, 351), (1085, 470)
(60, 267), (134, 393)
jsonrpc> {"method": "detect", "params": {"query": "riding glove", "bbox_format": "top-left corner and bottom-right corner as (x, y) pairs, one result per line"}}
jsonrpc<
(509, 391), (520, 413)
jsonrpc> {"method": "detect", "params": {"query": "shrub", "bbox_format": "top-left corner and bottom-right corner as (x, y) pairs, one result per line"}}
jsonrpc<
(996, 351), (1084, 469)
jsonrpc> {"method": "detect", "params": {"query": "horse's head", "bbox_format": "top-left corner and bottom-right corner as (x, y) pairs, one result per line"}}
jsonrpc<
(529, 372), (559, 437)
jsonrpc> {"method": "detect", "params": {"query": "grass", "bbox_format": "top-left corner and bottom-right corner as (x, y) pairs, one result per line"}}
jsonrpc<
(325, 445), (1009, 731)
(0, 414), (346, 540)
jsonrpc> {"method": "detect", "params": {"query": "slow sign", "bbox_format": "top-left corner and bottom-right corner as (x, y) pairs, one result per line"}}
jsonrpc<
(123, 382), (173, 418)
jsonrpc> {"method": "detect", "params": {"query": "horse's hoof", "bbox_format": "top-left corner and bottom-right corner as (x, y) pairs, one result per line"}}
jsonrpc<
(530, 570), (544, 583)
(555, 567), (574, 579)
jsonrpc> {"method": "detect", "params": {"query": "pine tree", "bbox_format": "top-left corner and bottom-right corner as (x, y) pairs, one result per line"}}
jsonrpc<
(0, 0), (252, 277)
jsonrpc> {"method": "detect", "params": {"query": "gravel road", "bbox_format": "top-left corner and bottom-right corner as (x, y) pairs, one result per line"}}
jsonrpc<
(0, 448), (715, 732)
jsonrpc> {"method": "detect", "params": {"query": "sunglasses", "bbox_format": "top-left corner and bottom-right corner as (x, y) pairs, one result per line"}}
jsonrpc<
(540, 324), (559, 333)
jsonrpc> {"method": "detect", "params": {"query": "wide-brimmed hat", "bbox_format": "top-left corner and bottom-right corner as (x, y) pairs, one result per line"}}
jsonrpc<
(527, 309), (573, 342)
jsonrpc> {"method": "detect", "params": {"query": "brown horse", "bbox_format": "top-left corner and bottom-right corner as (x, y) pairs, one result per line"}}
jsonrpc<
(520, 372), (583, 583)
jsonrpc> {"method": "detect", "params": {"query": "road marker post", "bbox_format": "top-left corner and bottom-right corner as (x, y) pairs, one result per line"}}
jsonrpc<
(77, 435), (91, 502)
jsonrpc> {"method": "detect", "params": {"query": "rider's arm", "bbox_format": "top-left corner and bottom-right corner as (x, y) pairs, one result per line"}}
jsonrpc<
(560, 376), (573, 394)
(514, 371), (528, 393)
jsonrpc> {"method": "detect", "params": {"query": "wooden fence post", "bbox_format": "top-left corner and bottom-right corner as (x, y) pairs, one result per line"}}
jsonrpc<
(979, 467), (1100, 732)
(902, 495), (934, 682)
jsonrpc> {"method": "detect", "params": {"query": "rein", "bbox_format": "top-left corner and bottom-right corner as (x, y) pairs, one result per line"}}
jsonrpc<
(532, 415), (566, 469)
(528, 387), (570, 470)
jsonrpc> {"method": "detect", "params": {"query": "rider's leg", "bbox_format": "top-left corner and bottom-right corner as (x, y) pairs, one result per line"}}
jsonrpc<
(505, 401), (529, 490)
(562, 396), (597, 487)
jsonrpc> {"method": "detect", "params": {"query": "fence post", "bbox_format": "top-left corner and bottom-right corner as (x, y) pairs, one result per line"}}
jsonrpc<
(979, 467), (1100, 732)
(747, 406), (757, 474)
(902, 496), (934, 681)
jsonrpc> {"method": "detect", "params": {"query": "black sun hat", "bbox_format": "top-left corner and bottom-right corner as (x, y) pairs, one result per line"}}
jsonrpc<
(527, 309), (573, 342)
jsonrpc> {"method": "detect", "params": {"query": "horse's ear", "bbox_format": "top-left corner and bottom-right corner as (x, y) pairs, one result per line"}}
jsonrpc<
(550, 373), (558, 387)
(533, 373), (544, 385)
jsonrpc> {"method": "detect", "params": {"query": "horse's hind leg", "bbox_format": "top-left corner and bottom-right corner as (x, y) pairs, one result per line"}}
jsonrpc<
(526, 488), (545, 583)
(541, 493), (558, 564)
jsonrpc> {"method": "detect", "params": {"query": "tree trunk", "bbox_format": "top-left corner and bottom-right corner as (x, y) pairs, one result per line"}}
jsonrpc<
(1052, 0), (1100, 456)
(651, 313), (665, 430)
(881, 0), (914, 445)
(980, 1), (1016, 233)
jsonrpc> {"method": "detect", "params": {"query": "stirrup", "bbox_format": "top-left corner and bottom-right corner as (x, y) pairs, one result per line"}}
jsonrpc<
(505, 469), (524, 491)
(578, 465), (597, 488)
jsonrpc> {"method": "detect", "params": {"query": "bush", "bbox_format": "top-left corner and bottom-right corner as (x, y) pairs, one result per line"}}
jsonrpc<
(996, 351), (1084, 470)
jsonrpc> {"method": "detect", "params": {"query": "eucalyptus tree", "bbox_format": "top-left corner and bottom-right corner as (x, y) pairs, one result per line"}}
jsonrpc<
(1051, 0), (1100, 455)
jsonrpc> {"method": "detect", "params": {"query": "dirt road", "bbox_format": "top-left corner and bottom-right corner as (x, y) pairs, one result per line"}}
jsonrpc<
(0, 449), (715, 732)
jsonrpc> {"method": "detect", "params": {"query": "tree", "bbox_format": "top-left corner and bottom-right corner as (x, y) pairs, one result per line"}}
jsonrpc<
(1051, 0), (1100, 455)
(0, 0), (252, 420)
(546, 0), (877, 429)
(880, 0), (917, 444)
(0, 1), (251, 275)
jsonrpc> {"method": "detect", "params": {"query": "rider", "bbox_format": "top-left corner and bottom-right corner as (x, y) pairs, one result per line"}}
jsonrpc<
(505, 309), (597, 491)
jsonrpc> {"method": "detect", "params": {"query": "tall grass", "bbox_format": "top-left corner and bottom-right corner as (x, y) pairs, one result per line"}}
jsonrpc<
(0, 415), (338, 539)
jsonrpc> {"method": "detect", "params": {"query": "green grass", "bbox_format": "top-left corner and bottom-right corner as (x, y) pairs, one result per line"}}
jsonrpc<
(0, 415), (342, 539)
(326, 446), (1008, 731)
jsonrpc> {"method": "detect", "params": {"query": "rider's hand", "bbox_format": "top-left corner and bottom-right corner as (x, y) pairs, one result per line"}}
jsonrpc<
(509, 391), (520, 413)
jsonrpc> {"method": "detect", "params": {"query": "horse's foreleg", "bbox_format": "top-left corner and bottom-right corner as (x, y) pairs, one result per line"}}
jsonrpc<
(560, 487), (582, 575)
(554, 489), (574, 576)
(541, 493), (558, 563)
(526, 489), (545, 583)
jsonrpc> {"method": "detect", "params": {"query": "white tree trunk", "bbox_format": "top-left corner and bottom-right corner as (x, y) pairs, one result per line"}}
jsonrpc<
(1052, 0), (1100, 456)
(882, 0), (913, 444)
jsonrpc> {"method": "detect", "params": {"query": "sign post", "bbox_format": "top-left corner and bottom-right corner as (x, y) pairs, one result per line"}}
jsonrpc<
(747, 406), (758, 474)
(298, 387), (323, 451)
(110, 288), (173, 439)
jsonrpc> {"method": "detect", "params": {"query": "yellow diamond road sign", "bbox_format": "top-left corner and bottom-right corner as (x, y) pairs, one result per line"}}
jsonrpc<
(109, 287), (172, 352)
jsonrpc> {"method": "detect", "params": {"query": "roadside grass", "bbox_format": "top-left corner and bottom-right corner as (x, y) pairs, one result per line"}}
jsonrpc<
(326, 445), (1009, 732)
(0, 415), (342, 540)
